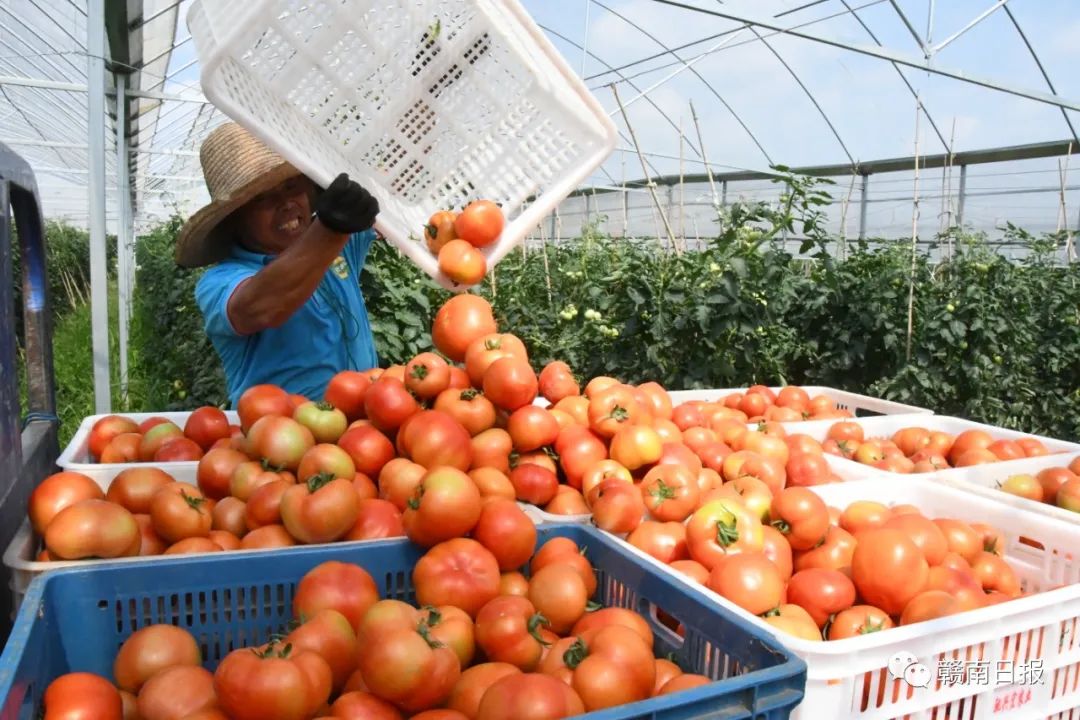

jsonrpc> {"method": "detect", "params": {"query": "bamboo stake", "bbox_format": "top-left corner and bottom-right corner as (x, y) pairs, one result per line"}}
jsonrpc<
(837, 172), (857, 260)
(678, 116), (686, 247)
(906, 96), (923, 364)
(539, 214), (553, 306)
(1056, 143), (1072, 234)
(611, 83), (678, 253)
(939, 118), (956, 236)
(689, 100), (720, 211)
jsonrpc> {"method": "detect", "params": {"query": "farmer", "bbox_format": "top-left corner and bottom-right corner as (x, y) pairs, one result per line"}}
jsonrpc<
(176, 122), (381, 407)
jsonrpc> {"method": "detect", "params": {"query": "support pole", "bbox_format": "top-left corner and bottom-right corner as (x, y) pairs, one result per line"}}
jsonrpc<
(858, 174), (869, 240)
(957, 164), (967, 227)
(115, 73), (132, 407)
(87, 0), (111, 414)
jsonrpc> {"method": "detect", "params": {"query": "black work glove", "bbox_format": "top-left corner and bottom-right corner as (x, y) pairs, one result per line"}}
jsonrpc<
(314, 173), (379, 235)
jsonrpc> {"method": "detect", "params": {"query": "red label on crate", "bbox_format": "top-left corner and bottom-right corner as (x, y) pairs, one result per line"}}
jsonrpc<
(992, 686), (1034, 715)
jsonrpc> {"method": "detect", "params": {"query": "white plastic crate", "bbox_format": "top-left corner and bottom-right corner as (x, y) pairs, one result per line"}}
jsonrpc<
(187, 0), (618, 290)
(612, 478), (1080, 720)
(56, 411), (240, 484)
(776, 415), (1080, 481)
(931, 452), (1080, 526)
(665, 386), (933, 418)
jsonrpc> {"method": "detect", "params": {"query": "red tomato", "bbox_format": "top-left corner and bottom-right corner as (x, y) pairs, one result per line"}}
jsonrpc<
(280, 473), (358, 543)
(475, 595), (549, 670)
(707, 552), (784, 615)
(329, 691), (403, 719)
(760, 524), (794, 583)
(587, 387), (642, 439)
(508, 464), (559, 506)
(284, 608), (358, 694)
(114, 624), (200, 693)
(137, 666), (216, 720)
(475, 672), (584, 720)
(405, 352), (452, 400)
(769, 487), (830, 551)
(627, 521), (688, 564)
(195, 448), (247, 500)
(899, 590), (961, 626)
(883, 513), (948, 566)
(545, 486), (590, 515)
(538, 361), (580, 404)
(364, 377), (421, 433)
(419, 605), (476, 668)
(455, 200), (504, 248)
(793, 525), (856, 574)
(839, 500), (891, 535)
(29, 472), (104, 535)
(472, 498), (537, 571)
(100, 468), (171, 515)
(447, 663), (522, 718)
(240, 524), (297, 549)
(358, 623), (460, 713)
(590, 481), (645, 534)
(483, 357), (538, 412)
(554, 426), (608, 490)
(325, 370), (377, 422)
(507, 406), (559, 452)
(214, 642), (331, 720)
(465, 333), (528, 388)
(530, 538), (599, 598)
(403, 467), (482, 547)
(134, 514), (167, 556)
(432, 294), (498, 363)
(183, 407), (231, 451)
(435, 388), (498, 437)
(555, 626), (655, 711)
(851, 528), (929, 615)
(413, 538), (501, 618)
(528, 564), (588, 635)
(398, 410), (473, 471)
(379, 459), (426, 512)
(640, 464), (699, 522)
(293, 561), (379, 633)
(237, 384), (292, 432)
(248, 416), (315, 471)
(43, 672), (122, 720)
(100, 432), (143, 463)
(149, 482), (212, 543)
(88, 415), (140, 460)
(296, 443), (355, 483)
(827, 605), (895, 639)
(686, 499), (764, 570)
(346, 498), (405, 541)
(45, 499), (140, 560)
(971, 551), (1021, 596)
(785, 568), (856, 628)
(338, 424), (396, 480)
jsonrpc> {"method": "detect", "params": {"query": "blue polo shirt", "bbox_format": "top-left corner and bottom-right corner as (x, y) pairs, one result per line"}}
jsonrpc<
(195, 230), (379, 407)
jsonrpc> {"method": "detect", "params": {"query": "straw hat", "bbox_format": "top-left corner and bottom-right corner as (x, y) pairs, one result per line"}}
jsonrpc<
(175, 122), (302, 268)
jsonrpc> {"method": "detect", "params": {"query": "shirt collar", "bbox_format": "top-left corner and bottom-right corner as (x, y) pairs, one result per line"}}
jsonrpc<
(229, 242), (275, 266)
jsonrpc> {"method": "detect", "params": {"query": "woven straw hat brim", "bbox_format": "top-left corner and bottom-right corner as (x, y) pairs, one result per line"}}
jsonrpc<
(175, 161), (302, 268)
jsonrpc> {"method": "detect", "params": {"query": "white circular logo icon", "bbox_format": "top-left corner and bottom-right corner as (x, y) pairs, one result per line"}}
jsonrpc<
(888, 651), (918, 679)
(904, 662), (933, 688)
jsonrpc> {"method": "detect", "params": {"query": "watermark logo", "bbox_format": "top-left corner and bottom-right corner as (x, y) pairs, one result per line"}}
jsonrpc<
(887, 652), (1045, 689)
(887, 651), (932, 688)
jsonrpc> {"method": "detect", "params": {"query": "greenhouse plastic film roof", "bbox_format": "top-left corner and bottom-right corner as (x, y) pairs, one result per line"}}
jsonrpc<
(0, 0), (1078, 237)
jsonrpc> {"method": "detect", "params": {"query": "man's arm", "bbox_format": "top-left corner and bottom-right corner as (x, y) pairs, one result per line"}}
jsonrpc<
(226, 221), (348, 335)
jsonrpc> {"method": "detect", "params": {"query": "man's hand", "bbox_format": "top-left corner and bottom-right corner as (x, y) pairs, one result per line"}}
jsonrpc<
(314, 173), (379, 235)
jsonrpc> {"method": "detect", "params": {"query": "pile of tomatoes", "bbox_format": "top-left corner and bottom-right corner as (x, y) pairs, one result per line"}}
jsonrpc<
(819, 421), (1057, 474)
(614, 483), (1033, 642)
(712, 388), (856, 422)
(41, 536), (715, 720)
(425, 201), (504, 288)
(993, 458), (1080, 513)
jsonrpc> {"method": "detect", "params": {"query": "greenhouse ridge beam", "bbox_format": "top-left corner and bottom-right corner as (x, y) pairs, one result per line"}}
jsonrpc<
(645, 0), (1080, 112)
(572, 139), (1079, 197)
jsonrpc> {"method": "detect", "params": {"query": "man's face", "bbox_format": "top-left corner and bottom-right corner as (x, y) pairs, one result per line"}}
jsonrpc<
(236, 175), (315, 254)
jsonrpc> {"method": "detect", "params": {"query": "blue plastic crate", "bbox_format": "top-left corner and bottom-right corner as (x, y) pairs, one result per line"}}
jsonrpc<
(0, 524), (805, 719)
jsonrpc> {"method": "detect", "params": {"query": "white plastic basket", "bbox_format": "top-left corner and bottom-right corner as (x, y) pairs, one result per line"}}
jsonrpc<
(186, 0), (618, 290)
(612, 478), (1080, 719)
(931, 452), (1080, 526)
(665, 386), (933, 418)
(56, 411), (240, 484)
(776, 415), (1080, 481)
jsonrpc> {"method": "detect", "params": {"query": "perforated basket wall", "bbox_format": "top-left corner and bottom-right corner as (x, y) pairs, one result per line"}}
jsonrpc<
(188, 0), (617, 289)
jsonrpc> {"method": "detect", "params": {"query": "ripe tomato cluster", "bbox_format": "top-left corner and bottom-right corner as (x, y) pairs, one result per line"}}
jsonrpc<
(425, 201), (504, 288)
(42, 538), (713, 720)
(714, 386), (855, 422)
(994, 459), (1080, 513)
(822, 422), (1054, 474)
(623, 487), (1030, 642)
